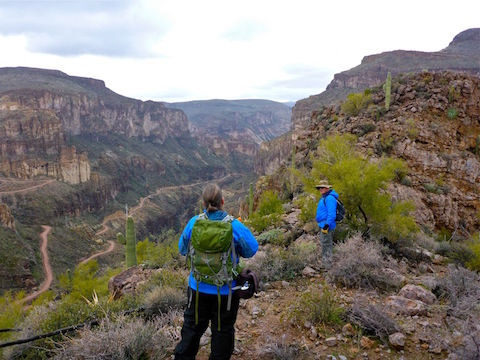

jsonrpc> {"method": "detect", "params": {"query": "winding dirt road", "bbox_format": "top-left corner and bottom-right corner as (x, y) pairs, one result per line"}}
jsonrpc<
(12, 174), (235, 303)
(20, 226), (52, 304)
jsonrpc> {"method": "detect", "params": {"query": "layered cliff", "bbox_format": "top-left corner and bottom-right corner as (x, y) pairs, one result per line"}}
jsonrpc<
(0, 67), (190, 184)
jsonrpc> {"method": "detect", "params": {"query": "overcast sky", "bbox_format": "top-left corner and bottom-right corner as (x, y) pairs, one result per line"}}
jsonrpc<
(0, 0), (478, 103)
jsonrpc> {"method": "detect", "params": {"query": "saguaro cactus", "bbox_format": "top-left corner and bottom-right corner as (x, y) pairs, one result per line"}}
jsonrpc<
(117, 215), (137, 268)
(384, 72), (392, 111)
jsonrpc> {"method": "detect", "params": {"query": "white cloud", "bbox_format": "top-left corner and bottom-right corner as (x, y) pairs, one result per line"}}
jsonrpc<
(0, 0), (478, 102)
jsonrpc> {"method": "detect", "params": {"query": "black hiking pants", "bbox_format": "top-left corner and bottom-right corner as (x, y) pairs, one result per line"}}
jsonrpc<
(174, 288), (240, 360)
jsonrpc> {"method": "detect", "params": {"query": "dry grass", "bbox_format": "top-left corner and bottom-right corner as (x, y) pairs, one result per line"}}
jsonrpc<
(53, 313), (181, 359)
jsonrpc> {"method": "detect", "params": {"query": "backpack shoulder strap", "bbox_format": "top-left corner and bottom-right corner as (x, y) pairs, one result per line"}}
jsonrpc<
(222, 215), (235, 223)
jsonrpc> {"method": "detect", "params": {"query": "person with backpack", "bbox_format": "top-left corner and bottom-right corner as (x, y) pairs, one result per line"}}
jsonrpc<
(175, 183), (259, 360)
(315, 180), (340, 270)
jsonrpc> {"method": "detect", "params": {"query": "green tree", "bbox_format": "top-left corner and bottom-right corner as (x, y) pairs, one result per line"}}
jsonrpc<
(303, 133), (417, 241)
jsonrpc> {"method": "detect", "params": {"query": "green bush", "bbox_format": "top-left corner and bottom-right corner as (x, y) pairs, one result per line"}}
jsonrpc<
(256, 229), (286, 246)
(247, 190), (284, 232)
(0, 292), (24, 343)
(58, 260), (121, 301)
(435, 240), (474, 267)
(467, 237), (480, 271)
(342, 90), (372, 116)
(136, 236), (180, 269)
(287, 286), (344, 327)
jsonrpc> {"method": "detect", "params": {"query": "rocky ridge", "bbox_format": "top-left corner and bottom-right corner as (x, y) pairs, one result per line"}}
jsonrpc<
(292, 28), (480, 125)
(293, 71), (480, 234)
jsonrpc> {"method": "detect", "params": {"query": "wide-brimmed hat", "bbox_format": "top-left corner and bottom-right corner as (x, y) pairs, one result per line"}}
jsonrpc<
(315, 180), (332, 189)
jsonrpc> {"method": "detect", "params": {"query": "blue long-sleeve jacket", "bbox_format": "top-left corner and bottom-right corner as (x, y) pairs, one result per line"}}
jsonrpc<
(315, 189), (339, 230)
(178, 210), (259, 295)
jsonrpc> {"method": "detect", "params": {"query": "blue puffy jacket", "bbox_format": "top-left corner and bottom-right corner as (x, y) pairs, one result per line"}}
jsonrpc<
(315, 190), (339, 230)
(178, 210), (259, 295)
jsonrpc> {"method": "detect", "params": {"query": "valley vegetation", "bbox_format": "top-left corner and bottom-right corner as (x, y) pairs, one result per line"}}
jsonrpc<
(1, 125), (480, 358)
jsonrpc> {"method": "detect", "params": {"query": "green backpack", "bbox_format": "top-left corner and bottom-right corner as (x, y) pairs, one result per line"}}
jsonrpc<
(188, 213), (239, 329)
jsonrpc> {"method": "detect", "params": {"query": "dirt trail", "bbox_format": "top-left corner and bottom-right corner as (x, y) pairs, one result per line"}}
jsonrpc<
(17, 175), (234, 303)
(20, 226), (52, 304)
(0, 179), (55, 195)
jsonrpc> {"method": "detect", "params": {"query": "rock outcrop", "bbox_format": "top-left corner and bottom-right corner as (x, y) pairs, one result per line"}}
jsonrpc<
(296, 71), (480, 233)
(0, 203), (15, 230)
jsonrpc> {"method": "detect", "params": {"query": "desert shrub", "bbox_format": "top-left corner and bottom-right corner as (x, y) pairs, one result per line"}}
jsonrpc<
(435, 240), (474, 267)
(142, 286), (185, 317)
(450, 328), (480, 360)
(53, 314), (180, 359)
(287, 286), (344, 327)
(434, 265), (480, 358)
(136, 236), (180, 268)
(414, 233), (438, 252)
(260, 338), (311, 360)
(329, 233), (402, 292)
(58, 260), (121, 301)
(0, 292), (24, 341)
(347, 299), (400, 341)
(434, 265), (480, 320)
(466, 236), (480, 271)
(150, 268), (187, 289)
(249, 242), (318, 282)
(248, 190), (284, 232)
(342, 90), (372, 116)
(359, 122), (376, 136)
(293, 193), (317, 225)
(256, 229), (286, 246)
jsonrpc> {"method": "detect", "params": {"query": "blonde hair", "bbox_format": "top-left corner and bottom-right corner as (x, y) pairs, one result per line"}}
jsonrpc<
(202, 183), (223, 212)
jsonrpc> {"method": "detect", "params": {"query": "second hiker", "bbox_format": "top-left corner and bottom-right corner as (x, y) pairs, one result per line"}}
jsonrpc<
(315, 179), (339, 270)
(175, 183), (259, 360)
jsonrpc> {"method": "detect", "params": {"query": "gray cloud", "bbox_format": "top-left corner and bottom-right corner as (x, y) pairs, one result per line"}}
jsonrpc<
(0, 0), (168, 58)
(260, 65), (334, 100)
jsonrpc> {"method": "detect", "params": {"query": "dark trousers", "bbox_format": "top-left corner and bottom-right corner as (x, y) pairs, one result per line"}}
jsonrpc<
(174, 288), (240, 360)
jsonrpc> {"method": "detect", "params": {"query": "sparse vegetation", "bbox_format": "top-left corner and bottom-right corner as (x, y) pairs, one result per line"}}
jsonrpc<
(329, 233), (402, 292)
(53, 315), (180, 359)
(287, 286), (344, 327)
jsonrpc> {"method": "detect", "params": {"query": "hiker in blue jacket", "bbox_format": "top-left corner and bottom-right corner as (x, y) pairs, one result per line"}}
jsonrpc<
(175, 183), (258, 360)
(315, 179), (339, 270)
